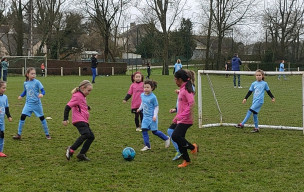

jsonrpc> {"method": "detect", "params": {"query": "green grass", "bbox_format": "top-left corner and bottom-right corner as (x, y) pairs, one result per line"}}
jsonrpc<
(1, 73), (304, 191)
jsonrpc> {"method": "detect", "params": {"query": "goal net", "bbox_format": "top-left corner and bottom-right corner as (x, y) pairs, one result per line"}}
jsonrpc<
(197, 70), (304, 132)
(2, 56), (47, 76)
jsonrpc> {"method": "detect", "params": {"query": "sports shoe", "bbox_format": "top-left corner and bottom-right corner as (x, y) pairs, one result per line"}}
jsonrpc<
(165, 137), (170, 148)
(0, 152), (7, 157)
(234, 86), (237, 88)
(235, 123), (244, 128)
(191, 143), (199, 155)
(13, 134), (21, 140)
(172, 152), (182, 161)
(46, 135), (51, 140)
(251, 128), (260, 133)
(238, 86), (242, 88)
(136, 127), (142, 132)
(76, 153), (90, 161)
(140, 146), (151, 151)
(66, 146), (74, 160)
(178, 160), (190, 168)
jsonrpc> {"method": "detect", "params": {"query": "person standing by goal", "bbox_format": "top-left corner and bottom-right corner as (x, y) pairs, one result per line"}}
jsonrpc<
(231, 53), (242, 88)
(235, 69), (275, 133)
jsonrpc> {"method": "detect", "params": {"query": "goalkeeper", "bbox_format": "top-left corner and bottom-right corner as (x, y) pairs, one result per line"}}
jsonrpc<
(236, 69), (275, 133)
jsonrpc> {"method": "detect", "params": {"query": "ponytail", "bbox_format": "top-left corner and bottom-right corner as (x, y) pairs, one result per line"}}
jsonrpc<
(71, 80), (92, 94)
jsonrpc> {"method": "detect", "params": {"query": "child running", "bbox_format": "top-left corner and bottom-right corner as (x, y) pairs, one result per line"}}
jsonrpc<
(167, 69), (196, 161)
(63, 80), (95, 161)
(137, 80), (170, 151)
(236, 69), (275, 132)
(0, 81), (12, 157)
(123, 72), (144, 132)
(171, 69), (198, 168)
(13, 67), (50, 140)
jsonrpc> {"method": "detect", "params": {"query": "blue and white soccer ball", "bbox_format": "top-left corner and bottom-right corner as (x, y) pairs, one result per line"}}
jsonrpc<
(122, 147), (136, 161)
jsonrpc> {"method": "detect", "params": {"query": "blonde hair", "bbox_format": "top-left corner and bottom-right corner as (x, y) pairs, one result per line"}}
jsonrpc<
(256, 69), (265, 80)
(0, 80), (6, 88)
(71, 80), (92, 94)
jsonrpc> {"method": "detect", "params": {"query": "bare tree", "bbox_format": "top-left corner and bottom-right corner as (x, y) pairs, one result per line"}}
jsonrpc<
(35, 0), (65, 56)
(84, 0), (130, 62)
(138, 0), (186, 75)
(263, 0), (304, 61)
(203, 0), (255, 69)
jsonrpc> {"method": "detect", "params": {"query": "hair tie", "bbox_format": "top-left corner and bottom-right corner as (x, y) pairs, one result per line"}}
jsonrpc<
(187, 78), (190, 81)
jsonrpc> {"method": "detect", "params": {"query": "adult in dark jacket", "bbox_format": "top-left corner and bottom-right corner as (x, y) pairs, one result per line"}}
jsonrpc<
(91, 54), (98, 83)
(231, 53), (242, 88)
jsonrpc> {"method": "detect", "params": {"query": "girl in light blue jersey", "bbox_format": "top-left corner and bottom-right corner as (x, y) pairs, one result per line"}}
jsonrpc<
(0, 81), (12, 157)
(13, 67), (51, 140)
(236, 69), (275, 133)
(173, 59), (182, 74)
(137, 80), (170, 151)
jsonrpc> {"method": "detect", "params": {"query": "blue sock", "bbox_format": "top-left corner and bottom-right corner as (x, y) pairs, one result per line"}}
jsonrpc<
(152, 130), (169, 141)
(18, 120), (25, 135)
(41, 119), (49, 135)
(0, 138), (3, 152)
(142, 130), (150, 148)
(167, 128), (179, 153)
(253, 114), (259, 128)
(241, 110), (252, 125)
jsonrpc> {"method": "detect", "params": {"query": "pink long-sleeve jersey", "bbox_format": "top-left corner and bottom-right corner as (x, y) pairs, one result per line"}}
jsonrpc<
(67, 91), (89, 124)
(127, 82), (144, 109)
(175, 82), (195, 124)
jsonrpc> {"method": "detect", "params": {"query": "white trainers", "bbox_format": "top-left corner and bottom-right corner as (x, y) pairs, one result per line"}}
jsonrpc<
(238, 86), (242, 88)
(136, 128), (142, 132)
(165, 137), (170, 148)
(140, 146), (151, 151)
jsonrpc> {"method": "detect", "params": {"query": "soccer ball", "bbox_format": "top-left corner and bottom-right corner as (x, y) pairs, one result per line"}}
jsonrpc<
(122, 147), (136, 161)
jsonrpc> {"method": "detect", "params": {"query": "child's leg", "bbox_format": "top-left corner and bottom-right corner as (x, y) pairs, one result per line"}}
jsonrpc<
(241, 110), (253, 125)
(253, 113), (259, 129)
(142, 129), (150, 148)
(0, 130), (4, 152)
(171, 124), (194, 162)
(152, 130), (169, 141)
(39, 116), (50, 136)
(134, 112), (140, 128)
(80, 128), (95, 154)
(139, 111), (143, 123)
(17, 114), (27, 135)
(167, 125), (179, 153)
(71, 122), (95, 153)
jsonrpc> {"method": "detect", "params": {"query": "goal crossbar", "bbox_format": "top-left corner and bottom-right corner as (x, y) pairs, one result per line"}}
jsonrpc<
(197, 70), (304, 133)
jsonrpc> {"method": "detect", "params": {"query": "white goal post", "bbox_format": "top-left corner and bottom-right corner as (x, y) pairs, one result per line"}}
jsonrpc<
(197, 70), (304, 133)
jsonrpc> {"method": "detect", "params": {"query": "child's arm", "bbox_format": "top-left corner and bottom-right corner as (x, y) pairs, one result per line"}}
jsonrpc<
(137, 102), (143, 113)
(62, 105), (71, 126)
(5, 107), (12, 122)
(123, 94), (132, 103)
(266, 90), (275, 102)
(153, 106), (159, 121)
(243, 91), (253, 104)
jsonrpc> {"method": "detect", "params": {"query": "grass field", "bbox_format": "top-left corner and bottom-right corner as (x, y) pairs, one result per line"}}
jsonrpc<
(1, 70), (304, 192)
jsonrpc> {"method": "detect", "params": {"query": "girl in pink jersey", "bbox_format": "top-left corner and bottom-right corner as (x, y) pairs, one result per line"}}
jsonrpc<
(123, 72), (144, 132)
(63, 80), (94, 161)
(171, 69), (198, 168)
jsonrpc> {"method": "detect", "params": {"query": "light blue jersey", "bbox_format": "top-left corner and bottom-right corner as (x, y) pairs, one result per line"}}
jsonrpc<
(279, 63), (284, 72)
(174, 63), (182, 73)
(140, 92), (158, 131)
(23, 79), (44, 104)
(249, 81), (270, 112)
(0, 94), (9, 131)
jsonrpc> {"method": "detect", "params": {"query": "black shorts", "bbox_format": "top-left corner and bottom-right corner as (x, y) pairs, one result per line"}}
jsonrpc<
(131, 108), (139, 113)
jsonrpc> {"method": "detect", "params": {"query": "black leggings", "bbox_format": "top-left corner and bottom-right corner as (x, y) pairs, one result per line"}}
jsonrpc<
(132, 109), (143, 128)
(171, 123), (194, 162)
(71, 122), (95, 154)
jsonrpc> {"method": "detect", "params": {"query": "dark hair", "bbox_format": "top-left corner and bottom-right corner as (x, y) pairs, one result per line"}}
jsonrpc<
(144, 80), (157, 91)
(174, 69), (194, 94)
(1, 58), (6, 62)
(25, 67), (36, 81)
(131, 71), (144, 83)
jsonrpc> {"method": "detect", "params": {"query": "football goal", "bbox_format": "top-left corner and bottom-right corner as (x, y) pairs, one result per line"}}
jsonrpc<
(1, 56), (47, 76)
(197, 70), (304, 133)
